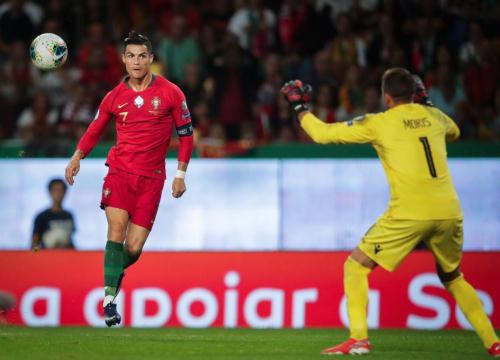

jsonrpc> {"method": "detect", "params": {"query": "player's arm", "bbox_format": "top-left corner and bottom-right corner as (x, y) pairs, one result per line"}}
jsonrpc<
(171, 88), (194, 198)
(65, 93), (113, 185)
(280, 80), (375, 144)
(412, 75), (460, 142)
(298, 112), (375, 144)
(439, 110), (461, 142)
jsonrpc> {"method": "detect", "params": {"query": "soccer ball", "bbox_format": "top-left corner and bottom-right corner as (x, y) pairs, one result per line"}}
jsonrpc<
(29, 33), (68, 70)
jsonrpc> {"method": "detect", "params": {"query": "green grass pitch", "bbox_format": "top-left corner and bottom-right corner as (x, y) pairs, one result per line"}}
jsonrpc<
(0, 327), (493, 359)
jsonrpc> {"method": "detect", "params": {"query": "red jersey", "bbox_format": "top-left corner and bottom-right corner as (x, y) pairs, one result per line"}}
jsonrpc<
(77, 74), (194, 179)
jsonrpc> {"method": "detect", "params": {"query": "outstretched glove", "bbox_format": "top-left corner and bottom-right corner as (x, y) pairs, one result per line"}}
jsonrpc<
(280, 80), (312, 117)
(412, 74), (434, 107)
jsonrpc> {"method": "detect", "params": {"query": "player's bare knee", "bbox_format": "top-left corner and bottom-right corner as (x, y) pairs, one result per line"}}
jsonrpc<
(124, 242), (143, 258)
(107, 222), (127, 241)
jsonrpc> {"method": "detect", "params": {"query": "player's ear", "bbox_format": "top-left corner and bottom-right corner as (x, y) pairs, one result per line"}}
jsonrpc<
(149, 53), (154, 64)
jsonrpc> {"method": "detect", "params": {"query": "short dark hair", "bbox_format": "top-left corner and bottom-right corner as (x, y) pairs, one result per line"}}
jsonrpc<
(381, 68), (415, 102)
(48, 178), (67, 192)
(123, 31), (152, 53)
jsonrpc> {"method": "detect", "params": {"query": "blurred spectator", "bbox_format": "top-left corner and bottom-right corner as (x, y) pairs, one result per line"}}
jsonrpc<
(407, 16), (439, 75)
(158, 15), (201, 83)
(306, 49), (338, 89)
(58, 83), (95, 141)
(39, 64), (82, 108)
(16, 90), (59, 155)
(462, 40), (498, 108)
(210, 32), (257, 140)
(0, 40), (40, 137)
(179, 62), (207, 111)
(228, 0), (276, 58)
(428, 66), (466, 120)
(327, 12), (367, 76)
(336, 64), (364, 121)
(311, 83), (337, 123)
(77, 22), (122, 88)
(31, 178), (75, 250)
(273, 89), (296, 142)
(460, 22), (485, 66)
(0, 0), (36, 56)
(277, 0), (307, 55)
(158, 0), (202, 37)
(202, 0), (232, 41)
(361, 84), (383, 113)
(255, 53), (283, 141)
(42, 0), (76, 48)
(192, 100), (213, 139)
(366, 13), (400, 69)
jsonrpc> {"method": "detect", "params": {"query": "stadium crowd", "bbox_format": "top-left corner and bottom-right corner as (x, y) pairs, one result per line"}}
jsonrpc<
(0, 0), (499, 157)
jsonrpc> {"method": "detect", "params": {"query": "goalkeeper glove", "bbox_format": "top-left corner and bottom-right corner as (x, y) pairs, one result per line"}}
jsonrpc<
(412, 74), (434, 107)
(280, 80), (312, 117)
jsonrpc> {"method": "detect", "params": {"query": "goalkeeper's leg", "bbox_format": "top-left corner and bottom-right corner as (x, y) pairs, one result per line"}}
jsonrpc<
(438, 265), (499, 352)
(321, 247), (376, 355)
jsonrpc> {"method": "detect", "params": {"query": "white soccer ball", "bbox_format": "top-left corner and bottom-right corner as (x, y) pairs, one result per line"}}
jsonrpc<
(30, 33), (68, 70)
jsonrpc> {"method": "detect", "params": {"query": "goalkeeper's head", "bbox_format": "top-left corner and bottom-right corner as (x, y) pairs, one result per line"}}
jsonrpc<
(381, 67), (416, 108)
(122, 31), (154, 80)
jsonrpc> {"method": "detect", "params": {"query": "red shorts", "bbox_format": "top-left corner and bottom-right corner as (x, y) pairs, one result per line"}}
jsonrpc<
(100, 167), (165, 230)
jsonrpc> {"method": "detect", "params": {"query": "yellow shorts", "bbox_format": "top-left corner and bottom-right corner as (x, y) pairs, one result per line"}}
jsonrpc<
(358, 217), (463, 272)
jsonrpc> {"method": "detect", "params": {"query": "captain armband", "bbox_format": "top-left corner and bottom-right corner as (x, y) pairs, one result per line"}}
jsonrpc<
(176, 122), (193, 137)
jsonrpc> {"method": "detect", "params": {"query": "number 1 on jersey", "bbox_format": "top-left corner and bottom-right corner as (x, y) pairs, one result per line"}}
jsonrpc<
(419, 136), (437, 178)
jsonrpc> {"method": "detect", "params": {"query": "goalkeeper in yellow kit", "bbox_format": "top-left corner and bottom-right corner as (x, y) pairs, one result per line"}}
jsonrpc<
(281, 68), (499, 357)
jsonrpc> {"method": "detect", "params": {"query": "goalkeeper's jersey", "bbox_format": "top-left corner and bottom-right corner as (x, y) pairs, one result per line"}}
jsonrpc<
(301, 103), (463, 220)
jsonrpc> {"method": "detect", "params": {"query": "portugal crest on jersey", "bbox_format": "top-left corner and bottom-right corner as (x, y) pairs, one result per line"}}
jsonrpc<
(134, 95), (144, 108)
(151, 96), (161, 110)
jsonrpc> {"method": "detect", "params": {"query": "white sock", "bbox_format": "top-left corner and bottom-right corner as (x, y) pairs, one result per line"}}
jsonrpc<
(103, 295), (115, 307)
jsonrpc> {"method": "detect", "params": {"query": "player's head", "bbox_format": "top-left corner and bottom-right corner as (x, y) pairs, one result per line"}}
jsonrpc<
(48, 178), (67, 204)
(381, 68), (416, 108)
(122, 31), (153, 80)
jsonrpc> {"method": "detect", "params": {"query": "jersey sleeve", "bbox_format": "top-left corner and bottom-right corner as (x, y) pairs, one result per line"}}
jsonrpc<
(300, 112), (377, 144)
(436, 108), (460, 142)
(171, 86), (194, 163)
(76, 92), (114, 157)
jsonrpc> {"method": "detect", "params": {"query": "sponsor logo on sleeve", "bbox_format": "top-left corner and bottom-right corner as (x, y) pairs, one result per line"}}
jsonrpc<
(181, 100), (191, 120)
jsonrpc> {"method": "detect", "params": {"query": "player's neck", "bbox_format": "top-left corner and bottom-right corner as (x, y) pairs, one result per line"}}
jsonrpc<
(128, 72), (153, 92)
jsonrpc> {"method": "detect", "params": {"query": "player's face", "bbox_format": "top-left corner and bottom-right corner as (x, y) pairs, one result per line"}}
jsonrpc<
(122, 44), (153, 80)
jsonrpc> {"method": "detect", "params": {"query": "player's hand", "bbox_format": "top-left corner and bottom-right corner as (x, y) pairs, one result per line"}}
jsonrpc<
(280, 80), (312, 116)
(412, 74), (434, 107)
(65, 157), (80, 185)
(172, 178), (186, 198)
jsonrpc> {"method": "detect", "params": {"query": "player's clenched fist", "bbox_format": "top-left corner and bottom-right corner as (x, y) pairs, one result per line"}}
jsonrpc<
(172, 178), (186, 198)
(412, 74), (434, 107)
(280, 80), (312, 116)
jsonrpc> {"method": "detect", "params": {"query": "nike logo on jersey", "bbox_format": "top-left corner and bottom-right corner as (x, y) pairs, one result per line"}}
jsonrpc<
(118, 102), (128, 109)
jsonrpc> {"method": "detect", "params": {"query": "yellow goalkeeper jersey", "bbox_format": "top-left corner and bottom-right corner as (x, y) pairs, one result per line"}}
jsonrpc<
(301, 103), (463, 220)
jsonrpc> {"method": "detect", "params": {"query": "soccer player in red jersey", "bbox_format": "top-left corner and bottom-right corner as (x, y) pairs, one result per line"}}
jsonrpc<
(64, 31), (194, 327)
